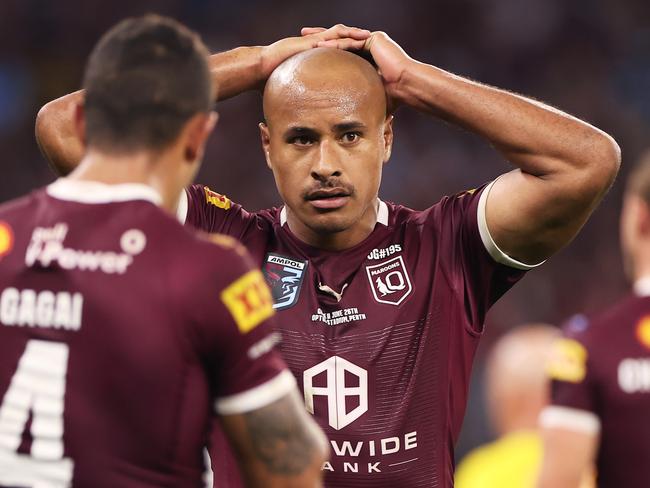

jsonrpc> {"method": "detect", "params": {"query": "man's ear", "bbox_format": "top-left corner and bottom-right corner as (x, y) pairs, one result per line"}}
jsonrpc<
(259, 122), (272, 169)
(184, 111), (218, 163)
(74, 102), (86, 147)
(382, 115), (394, 164)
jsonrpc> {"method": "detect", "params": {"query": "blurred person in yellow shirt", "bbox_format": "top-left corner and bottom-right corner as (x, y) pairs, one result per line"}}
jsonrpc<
(456, 324), (594, 488)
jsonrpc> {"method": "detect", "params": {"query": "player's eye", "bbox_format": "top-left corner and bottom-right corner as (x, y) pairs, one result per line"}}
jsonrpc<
(289, 135), (315, 147)
(341, 132), (361, 144)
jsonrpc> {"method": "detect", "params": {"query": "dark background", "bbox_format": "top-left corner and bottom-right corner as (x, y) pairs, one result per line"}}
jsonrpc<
(2, 0), (648, 460)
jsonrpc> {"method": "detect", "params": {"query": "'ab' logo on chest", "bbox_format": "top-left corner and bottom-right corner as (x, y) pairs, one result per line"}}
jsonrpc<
(262, 253), (308, 311)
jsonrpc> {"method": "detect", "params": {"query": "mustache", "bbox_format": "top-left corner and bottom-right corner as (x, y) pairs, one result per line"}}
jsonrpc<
(302, 179), (356, 200)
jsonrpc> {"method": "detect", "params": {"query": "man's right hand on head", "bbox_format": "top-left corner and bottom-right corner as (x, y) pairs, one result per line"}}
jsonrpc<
(259, 24), (371, 82)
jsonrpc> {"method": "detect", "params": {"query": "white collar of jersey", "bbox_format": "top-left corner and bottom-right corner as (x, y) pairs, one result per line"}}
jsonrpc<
(634, 276), (650, 297)
(47, 178), (163, 206)
(279, 199), (389, 227)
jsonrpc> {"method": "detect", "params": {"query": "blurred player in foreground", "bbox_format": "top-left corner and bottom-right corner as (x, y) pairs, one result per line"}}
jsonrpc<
(0, 15), (327, 487)
(538, 154), (650, 488)
(456, 324), (593, 488)
(36, 25), (620, 487)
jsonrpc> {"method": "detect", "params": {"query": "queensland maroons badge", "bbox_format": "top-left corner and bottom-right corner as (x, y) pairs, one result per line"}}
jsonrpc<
(263, 253), (308, 310)
(366, 255), (413, 306)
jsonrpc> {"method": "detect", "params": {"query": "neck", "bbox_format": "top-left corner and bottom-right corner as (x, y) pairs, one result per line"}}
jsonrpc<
(285, 201), (379, 251)
(68, 149), (182, 212)
(497, 411), (540, 436)
(634, 262), (650, 284)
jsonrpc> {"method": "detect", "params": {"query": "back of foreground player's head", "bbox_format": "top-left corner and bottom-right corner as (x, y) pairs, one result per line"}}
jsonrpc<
(485, 324), (559, 436)
(82, 14), (212, 154)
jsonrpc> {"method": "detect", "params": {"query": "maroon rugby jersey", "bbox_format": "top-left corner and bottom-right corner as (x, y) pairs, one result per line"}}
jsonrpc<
(0, 179), (294, 488)
(542, 279), (650, 488)
(181, 182), (532, 488)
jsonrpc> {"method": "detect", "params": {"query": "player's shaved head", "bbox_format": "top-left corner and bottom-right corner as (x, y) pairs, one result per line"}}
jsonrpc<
(259, 47), (394, 250)
(263, 48), (387, 125)
(486, 324), (559, 436)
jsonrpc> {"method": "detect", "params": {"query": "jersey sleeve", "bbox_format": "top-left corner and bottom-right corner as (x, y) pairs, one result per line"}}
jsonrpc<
(178, 184), (257, 239)
(431, 181), (539, 333)
(180, 238), (295, 415)
(539, 328), (602, 435)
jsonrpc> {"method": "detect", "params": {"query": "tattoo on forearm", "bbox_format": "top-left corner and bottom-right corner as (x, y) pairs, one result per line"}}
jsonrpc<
(244, 398), (315, 475)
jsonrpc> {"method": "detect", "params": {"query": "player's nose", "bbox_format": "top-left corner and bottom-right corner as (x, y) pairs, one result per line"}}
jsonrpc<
(311, 139), (342, 180)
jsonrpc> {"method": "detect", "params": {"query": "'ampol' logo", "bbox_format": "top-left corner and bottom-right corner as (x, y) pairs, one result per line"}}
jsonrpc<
(303, 356), (368, 430)
(365, 255), (412, 306)
(263, 253), (307, 311)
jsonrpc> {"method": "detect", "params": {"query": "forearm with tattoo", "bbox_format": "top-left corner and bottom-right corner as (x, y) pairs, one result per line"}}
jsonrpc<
(244, 396), (316, 474)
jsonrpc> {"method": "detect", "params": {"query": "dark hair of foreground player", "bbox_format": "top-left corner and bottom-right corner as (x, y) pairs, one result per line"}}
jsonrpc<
(83, 14), (212, 153)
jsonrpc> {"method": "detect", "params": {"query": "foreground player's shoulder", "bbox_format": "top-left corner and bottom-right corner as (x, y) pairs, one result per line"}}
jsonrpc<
(0, 188), (47, 243)
(0, 193), (39, 263)
(167, 227), (290, 416)
(167, 225), (274, 332)
(0, 188), (44, 219)
(204, 232), (273, 321)
(183, 228), (270, 309)
(197, 231), (251, 269)
(175, 225), (252, 277)
(143, 205), (239, 265)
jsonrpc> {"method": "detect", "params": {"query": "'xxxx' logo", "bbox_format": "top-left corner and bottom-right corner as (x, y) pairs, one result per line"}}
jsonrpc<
(303, 356), (368, 430)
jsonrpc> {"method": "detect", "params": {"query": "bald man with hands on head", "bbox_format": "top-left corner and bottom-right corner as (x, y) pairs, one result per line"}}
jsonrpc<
(37, 24), (619, 488)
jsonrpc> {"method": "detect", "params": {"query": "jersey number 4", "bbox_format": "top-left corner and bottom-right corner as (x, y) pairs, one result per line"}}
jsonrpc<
(0, 339), (74, 487)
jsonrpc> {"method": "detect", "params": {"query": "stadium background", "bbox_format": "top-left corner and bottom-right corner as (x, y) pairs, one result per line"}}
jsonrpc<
(1, 0), (647, 460)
